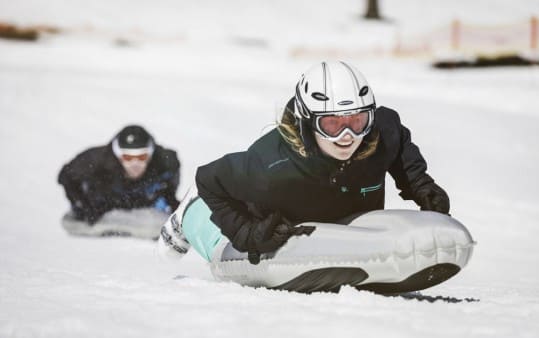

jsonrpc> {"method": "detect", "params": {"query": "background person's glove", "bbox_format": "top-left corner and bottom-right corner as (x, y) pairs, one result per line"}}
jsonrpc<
(247, 212), (315, 265)
(79, 199), (110, 225)
(72, 201), (106, 225)
(153, 197), (171, 213)
(413, 181), (450, 215)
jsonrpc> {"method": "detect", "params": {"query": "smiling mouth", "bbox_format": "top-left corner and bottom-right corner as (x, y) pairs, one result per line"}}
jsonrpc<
(333, 141), (354, 148)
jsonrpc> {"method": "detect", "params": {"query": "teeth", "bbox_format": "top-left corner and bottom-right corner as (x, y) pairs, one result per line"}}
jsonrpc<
(336, 142), (352, 147)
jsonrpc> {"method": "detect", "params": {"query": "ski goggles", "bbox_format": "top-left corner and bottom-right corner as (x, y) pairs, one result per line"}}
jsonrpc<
(112, 138), (155, 162)
(313, 109), (374, 141)
(120, 153), (150, 162)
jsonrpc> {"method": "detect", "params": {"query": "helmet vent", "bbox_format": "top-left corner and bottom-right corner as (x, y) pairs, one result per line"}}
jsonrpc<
(359, 86), (369, 97)
(338, 100), (354, 106)
(304, 82), (309, 93)
(311, 92), (329, 101)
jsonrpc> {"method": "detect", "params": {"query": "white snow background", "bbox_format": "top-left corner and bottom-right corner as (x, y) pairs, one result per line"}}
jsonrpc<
(1, 0), (539, 337)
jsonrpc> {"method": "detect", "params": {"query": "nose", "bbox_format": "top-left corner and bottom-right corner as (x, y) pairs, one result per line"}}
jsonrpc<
(337, 132), (354, 142)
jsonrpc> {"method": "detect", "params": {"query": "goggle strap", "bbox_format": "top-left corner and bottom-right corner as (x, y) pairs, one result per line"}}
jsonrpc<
(112, 139), (154, 159)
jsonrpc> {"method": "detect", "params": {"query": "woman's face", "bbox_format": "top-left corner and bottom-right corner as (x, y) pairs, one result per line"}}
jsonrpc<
(314, 131), (362, 161)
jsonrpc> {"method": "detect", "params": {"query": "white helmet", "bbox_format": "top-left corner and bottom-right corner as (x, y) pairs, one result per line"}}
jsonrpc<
(294, 61), (376, 141)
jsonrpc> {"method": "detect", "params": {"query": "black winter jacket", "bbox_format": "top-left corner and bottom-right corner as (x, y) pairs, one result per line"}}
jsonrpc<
(59, 143), (180, 220)
(196, 106), (436, 251)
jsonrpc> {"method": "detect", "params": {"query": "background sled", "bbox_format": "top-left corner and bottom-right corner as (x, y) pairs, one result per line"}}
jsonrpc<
(62, 208), (169, 240)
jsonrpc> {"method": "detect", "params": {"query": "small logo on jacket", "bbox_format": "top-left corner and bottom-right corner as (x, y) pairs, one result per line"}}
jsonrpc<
(360, 183), (382, 197)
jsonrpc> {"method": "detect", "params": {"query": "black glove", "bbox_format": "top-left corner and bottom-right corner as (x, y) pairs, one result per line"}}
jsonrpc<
(74, 200), (109, 225)
(247, 212), (315, 265)
(77, 192), (112, 225)
(413, 182), (450, 215)
(84, 208), (105, 225)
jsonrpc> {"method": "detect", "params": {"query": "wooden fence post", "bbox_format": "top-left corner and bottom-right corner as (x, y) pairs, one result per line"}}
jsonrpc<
(451, 19), (461, 51)
(531, 16), (538, 50)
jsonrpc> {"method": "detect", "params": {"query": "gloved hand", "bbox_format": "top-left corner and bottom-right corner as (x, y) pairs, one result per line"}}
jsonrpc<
(413, 182), (450, 215)
(153, 197), (170, 213)
(72, 202), (105, 225)
(80, 195), (112, 225)
(247, 212), (315, 265)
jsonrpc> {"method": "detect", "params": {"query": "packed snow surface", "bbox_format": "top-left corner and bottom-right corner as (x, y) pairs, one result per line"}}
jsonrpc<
(1, 1), (539, 337)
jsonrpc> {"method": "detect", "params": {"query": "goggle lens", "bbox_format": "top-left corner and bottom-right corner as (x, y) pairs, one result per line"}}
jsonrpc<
(121, 153), (149, 162)
(318, 112), (370, 138)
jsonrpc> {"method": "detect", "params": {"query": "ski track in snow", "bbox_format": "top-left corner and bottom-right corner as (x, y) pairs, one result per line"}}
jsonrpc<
(1, 1), (539, 337)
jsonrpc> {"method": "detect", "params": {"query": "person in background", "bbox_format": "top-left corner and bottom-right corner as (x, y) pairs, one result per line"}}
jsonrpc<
(59, 125), (180, 225)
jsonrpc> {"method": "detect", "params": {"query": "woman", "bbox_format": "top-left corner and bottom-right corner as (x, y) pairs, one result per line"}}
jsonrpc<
(159, 61), (449, 266)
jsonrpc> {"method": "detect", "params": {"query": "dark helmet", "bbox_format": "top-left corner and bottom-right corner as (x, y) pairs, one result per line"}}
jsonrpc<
(114, 125), (154, 149)
(112, 125), (155, 159)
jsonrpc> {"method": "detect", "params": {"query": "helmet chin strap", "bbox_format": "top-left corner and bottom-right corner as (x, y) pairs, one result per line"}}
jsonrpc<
(287, 97), (317, 156)
(298, 116), (318, 156)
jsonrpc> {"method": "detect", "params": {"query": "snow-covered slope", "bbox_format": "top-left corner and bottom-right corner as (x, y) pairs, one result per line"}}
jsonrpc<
(1, 1), (539, 337)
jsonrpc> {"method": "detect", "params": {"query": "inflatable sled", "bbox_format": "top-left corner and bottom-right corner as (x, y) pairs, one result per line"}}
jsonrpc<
(209, 210), (475, 294)
(62, 208), (169, 240)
